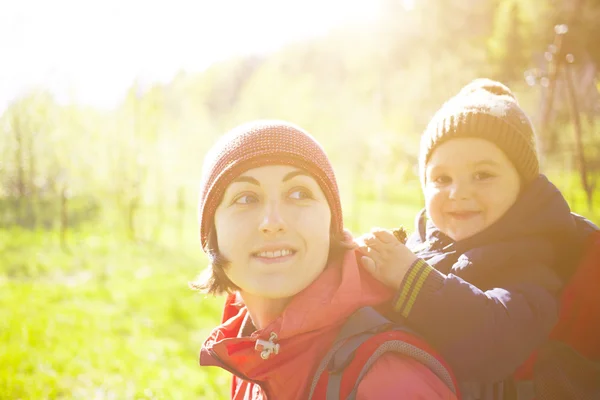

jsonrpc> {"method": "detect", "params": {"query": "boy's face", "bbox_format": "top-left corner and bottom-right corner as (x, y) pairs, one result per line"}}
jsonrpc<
(424, 138), (521, 241)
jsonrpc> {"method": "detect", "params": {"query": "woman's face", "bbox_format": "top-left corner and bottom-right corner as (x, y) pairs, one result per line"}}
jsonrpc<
(214, 165), (332, 300)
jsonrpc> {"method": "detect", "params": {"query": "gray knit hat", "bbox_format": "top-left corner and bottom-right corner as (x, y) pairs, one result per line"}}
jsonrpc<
(419, 78), (539, 185)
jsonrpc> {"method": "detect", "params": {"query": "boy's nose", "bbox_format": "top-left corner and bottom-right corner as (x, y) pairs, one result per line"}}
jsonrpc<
(259, 201), (287, 235)
(449, 181), (471, 200)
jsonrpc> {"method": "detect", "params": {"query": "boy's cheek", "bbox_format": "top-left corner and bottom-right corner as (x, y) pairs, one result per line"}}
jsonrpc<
(425, 201), (443, 222)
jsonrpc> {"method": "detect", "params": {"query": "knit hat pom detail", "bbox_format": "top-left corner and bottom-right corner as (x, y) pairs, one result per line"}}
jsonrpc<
(457, 78), (517, 101)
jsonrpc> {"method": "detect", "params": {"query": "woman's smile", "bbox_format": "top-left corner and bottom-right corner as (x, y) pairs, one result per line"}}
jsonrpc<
(251, 245), (298, 264)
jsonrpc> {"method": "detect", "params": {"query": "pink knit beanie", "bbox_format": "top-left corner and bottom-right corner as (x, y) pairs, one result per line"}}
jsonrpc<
(198, 120), (343, 251)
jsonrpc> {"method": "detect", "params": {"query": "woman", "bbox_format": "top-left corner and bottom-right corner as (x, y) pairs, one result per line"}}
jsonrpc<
(193, 120), (458, 399)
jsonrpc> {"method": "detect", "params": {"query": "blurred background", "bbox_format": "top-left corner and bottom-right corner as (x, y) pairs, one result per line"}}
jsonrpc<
(1, 0), (599, 398)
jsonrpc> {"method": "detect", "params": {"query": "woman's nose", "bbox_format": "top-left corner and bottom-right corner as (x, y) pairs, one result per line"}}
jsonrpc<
(259, 201), (287, 235)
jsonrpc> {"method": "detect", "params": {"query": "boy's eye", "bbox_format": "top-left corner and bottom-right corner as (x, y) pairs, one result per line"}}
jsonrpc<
(474, 171), (495, 181)
(432, 175), (451, 185)
(289, 187), (313, 200)
(233, 193), (259, 205)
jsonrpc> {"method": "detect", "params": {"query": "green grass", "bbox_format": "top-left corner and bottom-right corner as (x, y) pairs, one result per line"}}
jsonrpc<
(343, 179), (424, 234)
(0, 175), (597, 399)
(0, 221), (230, 400)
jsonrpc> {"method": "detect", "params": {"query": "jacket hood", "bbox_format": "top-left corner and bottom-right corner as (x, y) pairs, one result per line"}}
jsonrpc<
(199, 248), (394, 399)
(409, 174), (581, 281)
(413, 175), (576, 248)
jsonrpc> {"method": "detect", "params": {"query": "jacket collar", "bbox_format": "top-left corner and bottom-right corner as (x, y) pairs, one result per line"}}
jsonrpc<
(199, 249), (394, 398)
(417, 174), (576, 253)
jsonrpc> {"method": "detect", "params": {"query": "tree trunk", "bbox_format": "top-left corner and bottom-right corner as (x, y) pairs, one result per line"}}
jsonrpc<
(27, 131), (37, 228)
(12, 114), (25, 225)
(563, 62), (595, 211)
(539, 32), (564, 159)
(128, 192), (140, 242)
(60, 186), (69, 251)
(177, 186), (186, 242)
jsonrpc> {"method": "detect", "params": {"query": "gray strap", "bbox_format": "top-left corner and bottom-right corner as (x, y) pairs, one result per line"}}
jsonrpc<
(334, 307), (390, 344)
(326, 370), (344, 399)
(307, 338), (346, 399)
(311, 307), (454, 399)
(326, 333), (379, 399)
(330, 333), (379, 372)
(344, 340), (457, 398)
(308, 307), (390, 399)
(516, 381), (535, 400)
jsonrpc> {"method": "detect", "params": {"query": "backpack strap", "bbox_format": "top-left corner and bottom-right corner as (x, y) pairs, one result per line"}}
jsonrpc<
(341, 330), (458, 399)
(308, 307), (459, 399)
(307, 307), (392, 399)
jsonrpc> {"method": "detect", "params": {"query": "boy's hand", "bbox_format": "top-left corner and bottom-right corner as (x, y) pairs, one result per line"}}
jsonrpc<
(356, 228), (418, 290)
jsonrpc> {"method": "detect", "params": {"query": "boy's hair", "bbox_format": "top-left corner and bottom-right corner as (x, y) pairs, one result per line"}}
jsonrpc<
(190, 230), (354, 295)
(419, 78), (539, 186)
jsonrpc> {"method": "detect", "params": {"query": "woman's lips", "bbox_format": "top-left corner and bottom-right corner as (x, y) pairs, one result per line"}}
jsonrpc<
(252, 252), (297, 264)
(251, 248), (297, 264)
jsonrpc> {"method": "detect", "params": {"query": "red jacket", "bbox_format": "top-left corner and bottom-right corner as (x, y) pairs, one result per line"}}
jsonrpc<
(200, 249), (458, 400)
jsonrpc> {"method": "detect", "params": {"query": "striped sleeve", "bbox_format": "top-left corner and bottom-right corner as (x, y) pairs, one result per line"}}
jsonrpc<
(393, 258), (445, 318)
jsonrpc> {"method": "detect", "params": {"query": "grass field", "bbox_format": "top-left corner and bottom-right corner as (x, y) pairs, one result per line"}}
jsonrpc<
(0, 216), (232, 399)
(1, 177), (597, 399)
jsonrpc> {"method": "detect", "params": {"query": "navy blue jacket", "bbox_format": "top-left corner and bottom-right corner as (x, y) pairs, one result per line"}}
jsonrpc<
(391, 175), (583, 383)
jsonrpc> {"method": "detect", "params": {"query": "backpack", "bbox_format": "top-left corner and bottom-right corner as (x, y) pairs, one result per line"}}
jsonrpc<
(308, 307), (460, 399)
(512, 214), (600, 399)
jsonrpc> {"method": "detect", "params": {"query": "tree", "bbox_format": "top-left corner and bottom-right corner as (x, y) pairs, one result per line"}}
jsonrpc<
(488, 0), (531, 82)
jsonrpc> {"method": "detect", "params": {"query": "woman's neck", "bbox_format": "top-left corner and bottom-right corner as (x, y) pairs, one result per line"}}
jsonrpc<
(239, 291), (292, 330)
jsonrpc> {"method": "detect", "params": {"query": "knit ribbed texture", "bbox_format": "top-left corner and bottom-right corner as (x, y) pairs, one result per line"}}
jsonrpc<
(420, 78), (539, 185)
(393, 259), (444, 319)
(198, 120), (343, 251)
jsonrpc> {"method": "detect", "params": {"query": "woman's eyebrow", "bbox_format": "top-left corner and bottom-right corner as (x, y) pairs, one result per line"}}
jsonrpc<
(231, 169), (309, 186)
(232, 176), (260, 186)
(282, 170), (310, 182)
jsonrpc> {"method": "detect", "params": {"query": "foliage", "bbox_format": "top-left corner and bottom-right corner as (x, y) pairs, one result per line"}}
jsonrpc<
(0, 215), (230, 399)
(1, 0), (599, 397)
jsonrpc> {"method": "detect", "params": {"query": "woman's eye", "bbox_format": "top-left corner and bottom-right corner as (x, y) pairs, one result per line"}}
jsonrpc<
(474, 171), (495, 181)
(289, 187), (313, 200)
(233, 194), (258, 205)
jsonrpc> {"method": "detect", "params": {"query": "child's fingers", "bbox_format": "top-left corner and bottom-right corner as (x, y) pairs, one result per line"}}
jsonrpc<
(360, 256), (378, 276)
(356, 244), (381, 256)
(367, 245), (383, 257)
(371, 229), (397, 244)
(353, 233), (370, 247)
(363, 234), (383, 246)
(370, 227), (388, 238)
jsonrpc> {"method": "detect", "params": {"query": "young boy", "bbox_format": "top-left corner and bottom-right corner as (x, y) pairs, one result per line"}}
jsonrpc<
(358, 78), (588, 398)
